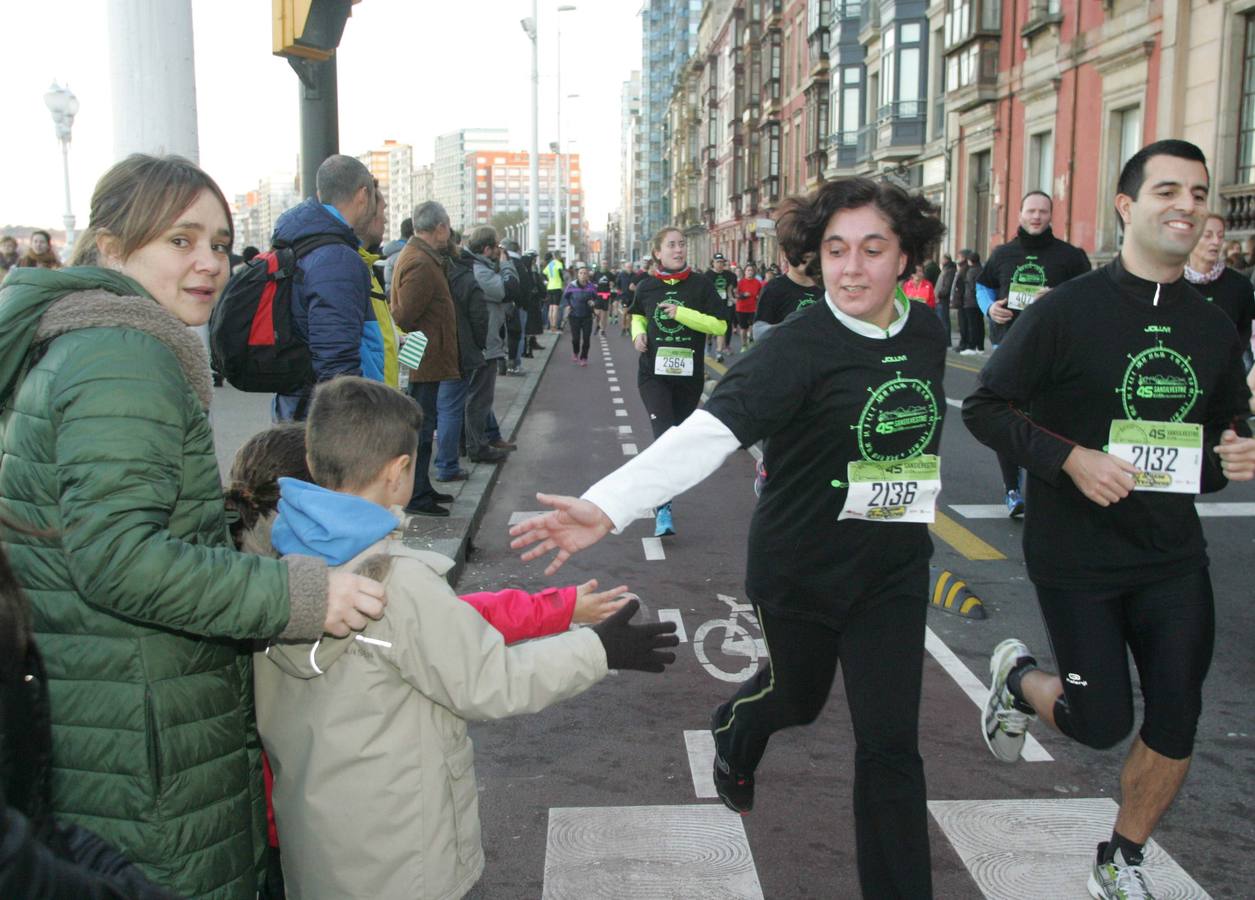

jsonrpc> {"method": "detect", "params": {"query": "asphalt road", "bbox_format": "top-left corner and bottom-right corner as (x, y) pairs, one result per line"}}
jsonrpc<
(206, 322), (1253, 898)
(453, 324), (1254, 899)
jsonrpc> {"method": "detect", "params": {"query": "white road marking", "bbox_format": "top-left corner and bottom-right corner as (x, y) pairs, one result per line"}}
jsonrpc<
(946, 397), (962, 409)
(930, 798), (1211, 900)
(622, 443), (638, 456)
(613, 397), (624, 404)
(924, 627), (1052, 761)
(508, 511), (546, 525)
(1195, 502), (1255, 516)
(543, 805), (763, 899)
(642, 537), (666, 560)
(951, 502), (1255, 519)
(657, 609), (688, 642)
(615, 409), (628, 417)
(683, 729), (715, 798)
(607, 376), (618, 382)
(610, 385), (621, 392)
(618, 425), (633, 435)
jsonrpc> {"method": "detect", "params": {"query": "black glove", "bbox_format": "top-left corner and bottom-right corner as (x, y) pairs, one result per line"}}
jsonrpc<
(591, 598), (679, 673)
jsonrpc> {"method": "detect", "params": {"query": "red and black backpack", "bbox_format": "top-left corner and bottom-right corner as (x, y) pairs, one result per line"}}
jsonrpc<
(209, 234), (351, 393)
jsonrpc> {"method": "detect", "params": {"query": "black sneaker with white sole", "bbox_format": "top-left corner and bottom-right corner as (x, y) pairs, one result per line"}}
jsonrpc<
(711, 710), (754, 814)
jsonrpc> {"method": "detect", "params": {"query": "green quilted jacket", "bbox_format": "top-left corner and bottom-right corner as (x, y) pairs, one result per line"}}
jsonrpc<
(0, 267), (329, 898)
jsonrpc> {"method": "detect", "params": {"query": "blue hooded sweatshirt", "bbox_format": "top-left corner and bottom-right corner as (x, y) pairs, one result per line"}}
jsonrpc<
(271, 477), (399, 566)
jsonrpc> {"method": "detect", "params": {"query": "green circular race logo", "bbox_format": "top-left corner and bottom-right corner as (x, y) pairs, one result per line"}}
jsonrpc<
(795, 295), (818, 311)
(852, 373), (940, 461)
(1117, 342), (1201, 422)
(1010, 259), (1048, 288)
(653, 290), (686, 335)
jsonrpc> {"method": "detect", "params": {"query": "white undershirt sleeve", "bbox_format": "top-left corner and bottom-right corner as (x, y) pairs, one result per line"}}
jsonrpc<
(581, 409), (743, 532)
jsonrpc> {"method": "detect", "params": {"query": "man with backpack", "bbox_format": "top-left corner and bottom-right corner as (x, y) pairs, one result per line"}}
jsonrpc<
(270, 155), (379, 421)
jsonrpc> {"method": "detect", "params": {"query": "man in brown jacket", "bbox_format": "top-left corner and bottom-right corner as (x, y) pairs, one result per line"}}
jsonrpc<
(390, 201), (461, 516)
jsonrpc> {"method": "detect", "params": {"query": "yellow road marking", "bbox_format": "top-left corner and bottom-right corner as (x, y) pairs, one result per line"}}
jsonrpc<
(705, 355), (728, 376)
(946, 359), (982, 373)
(932, 570), (951, 605)
(944, 580), (966, 609)
(959, 596), (983, 616)
(929, 510), (1006, 560)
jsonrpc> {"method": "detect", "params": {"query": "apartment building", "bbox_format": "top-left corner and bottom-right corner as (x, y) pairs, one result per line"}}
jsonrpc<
(433, 128), (511, 232)
(465, 150), (585, 254)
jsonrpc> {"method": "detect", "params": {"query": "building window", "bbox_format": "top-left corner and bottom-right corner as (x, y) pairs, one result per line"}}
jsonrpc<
(1239, 15), (1255, 182)
(840, 66), (862, 139)
(1027, 131), (1054, 194)
(898, 22), (923, 117)
(968, 149), (992, 258)
(1113, 106), (1142, 175)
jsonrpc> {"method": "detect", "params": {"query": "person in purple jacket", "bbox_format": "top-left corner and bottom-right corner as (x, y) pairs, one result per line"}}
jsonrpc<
(562, 264), (598, 366)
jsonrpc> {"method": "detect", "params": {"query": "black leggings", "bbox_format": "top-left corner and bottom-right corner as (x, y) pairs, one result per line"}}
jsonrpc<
(997, 451), (1020, 493)
(712, 584), (932, 899)
(1035, 568), (1215, 760)
(637, 372), (704, 440)
(569, 315), (592, 359)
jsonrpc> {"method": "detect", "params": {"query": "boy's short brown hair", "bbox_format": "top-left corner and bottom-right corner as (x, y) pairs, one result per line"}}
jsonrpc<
(306, 377), (421, 490)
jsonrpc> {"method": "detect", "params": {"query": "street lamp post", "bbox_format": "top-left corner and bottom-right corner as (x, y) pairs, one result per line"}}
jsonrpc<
(520, 5), (540, 252)
(555, 4), (576, 258)
(565, 95), (579, 260)
(44, 82), (80, 254)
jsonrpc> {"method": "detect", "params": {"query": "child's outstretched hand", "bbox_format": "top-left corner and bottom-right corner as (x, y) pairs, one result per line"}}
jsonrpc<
(571, 579), (632, 625)
(591, 598), (679, 673)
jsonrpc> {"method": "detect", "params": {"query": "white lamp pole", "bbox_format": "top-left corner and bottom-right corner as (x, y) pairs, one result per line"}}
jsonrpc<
(565, 95), (579, 260)
(44, 82), (80, 254)
(521, 5), (540, 252)
(555, 4), (576, 257)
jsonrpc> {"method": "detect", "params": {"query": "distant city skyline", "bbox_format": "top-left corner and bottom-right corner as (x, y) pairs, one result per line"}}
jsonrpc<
(0, 1), (641, 243)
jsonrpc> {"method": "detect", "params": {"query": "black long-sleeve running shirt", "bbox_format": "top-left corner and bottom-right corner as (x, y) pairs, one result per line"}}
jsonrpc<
(964, 256), (1252, 589)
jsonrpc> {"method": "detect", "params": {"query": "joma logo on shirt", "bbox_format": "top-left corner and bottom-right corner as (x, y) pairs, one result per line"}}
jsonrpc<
(1144, 325), (1172, 334)
(882, 354), (908, 364)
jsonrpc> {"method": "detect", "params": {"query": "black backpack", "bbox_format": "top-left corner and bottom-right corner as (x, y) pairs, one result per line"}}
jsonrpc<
(209, 234), (351, 393)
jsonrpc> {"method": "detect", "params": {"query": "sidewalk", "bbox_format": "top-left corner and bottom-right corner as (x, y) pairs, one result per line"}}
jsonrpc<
(400, 336), (558, 585)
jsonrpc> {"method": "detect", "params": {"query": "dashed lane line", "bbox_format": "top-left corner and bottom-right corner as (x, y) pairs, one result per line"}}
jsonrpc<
(622, 443), (638, 456)
(615, 409), (628, 417)
(657, 609), (688, 642)
(610, 386), (621, 392)
(619, 425), (633, 435)
(641, 537), (666, 560)
(613, 398), (624, 404)
(682, 730), (716, 799)
(924, 626), (1052, 762)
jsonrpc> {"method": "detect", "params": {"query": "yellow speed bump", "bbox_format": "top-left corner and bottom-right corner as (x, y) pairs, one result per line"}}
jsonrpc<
(930, 569), (986, 619)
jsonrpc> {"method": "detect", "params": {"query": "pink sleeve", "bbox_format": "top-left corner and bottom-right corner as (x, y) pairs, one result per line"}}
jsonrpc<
(457, 585), (578, 644)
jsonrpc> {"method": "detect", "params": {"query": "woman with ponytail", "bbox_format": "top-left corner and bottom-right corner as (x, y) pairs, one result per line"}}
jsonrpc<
(629, 227), (727, 537)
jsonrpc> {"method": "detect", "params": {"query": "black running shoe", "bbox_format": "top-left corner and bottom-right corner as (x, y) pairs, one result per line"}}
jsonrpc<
(711, 710), (754, 814)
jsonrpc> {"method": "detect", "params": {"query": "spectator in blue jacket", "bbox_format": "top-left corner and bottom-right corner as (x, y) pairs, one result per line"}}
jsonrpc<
(271, 155), (381, 421)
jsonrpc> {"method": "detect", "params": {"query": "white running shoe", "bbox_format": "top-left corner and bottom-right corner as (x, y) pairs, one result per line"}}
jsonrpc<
(982, 638), (1036, 762)
(1089, 845), (1156, 899)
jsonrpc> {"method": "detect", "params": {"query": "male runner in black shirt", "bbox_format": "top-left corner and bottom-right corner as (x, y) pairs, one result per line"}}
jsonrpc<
(704, 253), (735, 361)
(978, 191), (1091, 517)
(964, 140), (1255, 900)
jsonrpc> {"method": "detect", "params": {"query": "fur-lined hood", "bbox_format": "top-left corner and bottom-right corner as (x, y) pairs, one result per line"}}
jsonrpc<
(0, 266), (212, 410)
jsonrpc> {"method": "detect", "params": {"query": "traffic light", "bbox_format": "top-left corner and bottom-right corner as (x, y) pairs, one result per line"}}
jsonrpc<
(272, 0), (358, 62)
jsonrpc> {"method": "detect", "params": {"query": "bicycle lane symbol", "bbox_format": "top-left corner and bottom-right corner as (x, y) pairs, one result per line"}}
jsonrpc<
(692, 594), (768, 683)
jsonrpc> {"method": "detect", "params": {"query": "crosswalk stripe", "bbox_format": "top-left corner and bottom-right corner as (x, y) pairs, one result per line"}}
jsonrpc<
(543, 805), (762, 898)
(951, 502), (1255, 519)
(930, 798), (1211, 899)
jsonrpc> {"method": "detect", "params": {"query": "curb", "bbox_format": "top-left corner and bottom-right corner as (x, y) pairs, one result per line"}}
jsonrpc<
(400, 335), (558, 586)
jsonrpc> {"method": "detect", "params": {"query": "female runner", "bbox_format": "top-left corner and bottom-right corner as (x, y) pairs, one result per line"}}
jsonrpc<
(512, 178), (947, 899)
(630, 227), (727, 537)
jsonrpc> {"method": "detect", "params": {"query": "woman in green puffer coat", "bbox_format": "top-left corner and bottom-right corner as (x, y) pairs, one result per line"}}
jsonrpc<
(0, 155), (386, 899)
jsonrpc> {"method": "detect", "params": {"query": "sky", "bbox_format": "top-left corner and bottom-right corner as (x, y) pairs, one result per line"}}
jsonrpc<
(0, 0), (642, 236)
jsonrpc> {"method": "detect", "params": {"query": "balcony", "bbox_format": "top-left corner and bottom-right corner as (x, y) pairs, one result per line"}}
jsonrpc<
(873, 102), (926, 162)
(830, 130), (860, 170)
(944, 39), (999, 112)
(858, 1), (880, 43)
(706, 83), (719, 109)
(764, 0), (783, 29)
(1221, 183), (1255, 233)
(855, 123), (877, 163)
